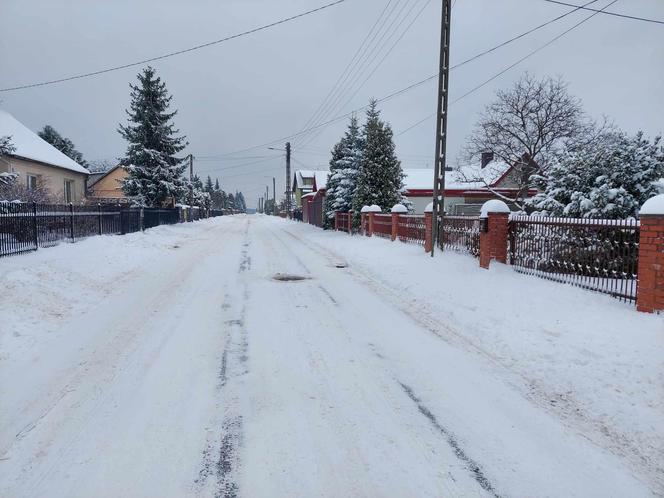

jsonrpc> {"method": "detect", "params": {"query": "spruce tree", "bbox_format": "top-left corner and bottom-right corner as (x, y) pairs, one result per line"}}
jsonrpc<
(324, 116), (363, 228)
(38, 125), (87, 166)
(352, 100), (405, 223)
(528, 131), (664, 218)
(119, 66), (188, 207)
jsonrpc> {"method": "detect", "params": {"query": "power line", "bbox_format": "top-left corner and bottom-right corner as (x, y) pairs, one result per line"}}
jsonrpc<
(541, 0), (664, 24)
(298, 0), (432, 149)
(396, 0), (616, 137)
(295, 0), (421, 148)
(0, 0), (348, 92)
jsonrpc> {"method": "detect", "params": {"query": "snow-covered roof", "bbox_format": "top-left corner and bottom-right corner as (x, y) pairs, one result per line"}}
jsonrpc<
(301, 192), (317, 199)
(0, 110), (89, 175)
(314, 171), (328, 190)
(402, 161), (511, 192)
(403, 169), (434, 191)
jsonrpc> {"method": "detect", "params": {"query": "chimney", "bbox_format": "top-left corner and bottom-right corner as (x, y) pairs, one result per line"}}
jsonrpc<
(481, 151), (494, 169)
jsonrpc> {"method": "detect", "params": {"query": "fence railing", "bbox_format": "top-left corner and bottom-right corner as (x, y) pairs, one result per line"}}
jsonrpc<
(335, 212), (351, 232)
(372, 213), (392, 238)
(509, 216), (639, 302)
(0, 203), (225, 258)
(440, 215), (480, 257)
(397, 214), (425, 245)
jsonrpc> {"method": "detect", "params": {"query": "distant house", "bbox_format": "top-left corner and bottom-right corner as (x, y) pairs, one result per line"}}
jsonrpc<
(292, 169), (328, 208)
(403, 159), (536, 215)
(0, 110), (89, 203)
(87, 165), (129, 204)
(301, 171), (328, 226)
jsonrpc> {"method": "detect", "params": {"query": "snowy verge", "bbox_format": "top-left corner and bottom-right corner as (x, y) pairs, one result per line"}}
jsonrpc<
(279, 218), (664, 492)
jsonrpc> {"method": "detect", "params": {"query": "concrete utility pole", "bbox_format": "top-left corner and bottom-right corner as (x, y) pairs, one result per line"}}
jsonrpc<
(285, 142), (292, 218)
(431, 0), (453, 256)
(266, 186), (269, 213)
(272, 177), (276, 215)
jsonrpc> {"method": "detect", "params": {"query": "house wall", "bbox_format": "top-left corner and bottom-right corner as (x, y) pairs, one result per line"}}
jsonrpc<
(89, 168), (128, 199)
(404, 195), (467, 214)
(4, 156), (87, 202)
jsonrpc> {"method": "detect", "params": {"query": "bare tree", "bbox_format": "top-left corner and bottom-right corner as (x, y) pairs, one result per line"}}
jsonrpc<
(458, 73), (601, 209)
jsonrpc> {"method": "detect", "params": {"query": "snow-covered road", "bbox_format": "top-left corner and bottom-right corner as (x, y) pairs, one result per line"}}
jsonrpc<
(0, 216), (659, 497)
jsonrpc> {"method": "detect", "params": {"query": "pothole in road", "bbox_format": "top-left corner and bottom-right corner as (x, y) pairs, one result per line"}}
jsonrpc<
(272, 273), (311, 282)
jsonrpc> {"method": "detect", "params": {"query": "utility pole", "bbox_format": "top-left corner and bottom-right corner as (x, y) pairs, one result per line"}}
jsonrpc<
(285, 142), (292, 218)
(259, 197), (263, 214)
(272, 177), (276, 215)
(431, 0), (452, 256)
(266, 185), (269, 214)
(188, 154), (194, 221)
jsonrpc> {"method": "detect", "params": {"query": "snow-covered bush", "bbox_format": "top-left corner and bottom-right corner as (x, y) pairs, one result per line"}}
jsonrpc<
(528, 132), (664, 218)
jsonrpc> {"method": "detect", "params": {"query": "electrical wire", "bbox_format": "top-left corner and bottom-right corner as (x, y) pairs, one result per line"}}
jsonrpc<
(541, 0), (664, 24)
(0, 0), (348, 92)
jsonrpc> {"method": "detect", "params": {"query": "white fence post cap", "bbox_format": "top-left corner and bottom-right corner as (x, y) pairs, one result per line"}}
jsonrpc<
(368, 205), (382, 213)
(391, 203), (408, 213)
(360, 205), (371, 213)
(424, 202), (434, 213)
(640, 193), (664, 215)
(480, 199), (510, 218)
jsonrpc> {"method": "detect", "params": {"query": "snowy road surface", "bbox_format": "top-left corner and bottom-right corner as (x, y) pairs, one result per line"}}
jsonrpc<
(1, 216), (660, 497)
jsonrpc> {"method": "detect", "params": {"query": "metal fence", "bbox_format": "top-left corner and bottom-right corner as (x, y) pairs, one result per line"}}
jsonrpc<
(440, 215), (480, 257)
(509, 216), (639, 303)
(336, 212), (351, 232)
(397, 215), (425, 245)
(0, 203), (215, 258)
(372, 214), (392, 238)
(306, 199), (324, 228)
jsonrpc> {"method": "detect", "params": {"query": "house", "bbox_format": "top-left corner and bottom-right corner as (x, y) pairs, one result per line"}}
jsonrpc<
(301, 171), (328, 227)
(402, 159), (536, 215)
(0, 110), (89, 203)
(292, 169), (328, 208)
(87, 165), (129, 203)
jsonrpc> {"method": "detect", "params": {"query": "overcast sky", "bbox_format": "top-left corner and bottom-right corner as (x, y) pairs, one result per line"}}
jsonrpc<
(1, 0), (662, 207)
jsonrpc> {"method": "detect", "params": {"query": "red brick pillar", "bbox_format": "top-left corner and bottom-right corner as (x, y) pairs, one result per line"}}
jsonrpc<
(361, 213), (368, 236)
(348, 212), (353, 235)
(479, 200), (510, 269)
(368, 212), (375, 237)
(334, 211), (339, 231)
(637, 195), (664, 313)
(391, 213), (399, 241)
(424, 211), (433, 253)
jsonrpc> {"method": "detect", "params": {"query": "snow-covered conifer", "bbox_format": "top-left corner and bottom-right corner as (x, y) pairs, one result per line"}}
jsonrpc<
(119, 66), (188, 207)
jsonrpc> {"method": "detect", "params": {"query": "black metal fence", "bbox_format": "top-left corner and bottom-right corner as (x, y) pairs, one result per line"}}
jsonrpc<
(0, 203), (225, 258)
(440, 216), (481, 257)
(509, 216), (639, 302)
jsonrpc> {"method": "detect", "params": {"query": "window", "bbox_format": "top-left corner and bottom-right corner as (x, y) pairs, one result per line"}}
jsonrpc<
(27, 174), (38, 190)
(64, 179), (75, 203)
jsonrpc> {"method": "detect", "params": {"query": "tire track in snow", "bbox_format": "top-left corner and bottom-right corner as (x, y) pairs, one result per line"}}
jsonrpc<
(196, 219), (251, 498)
(398, 382), (502, 498)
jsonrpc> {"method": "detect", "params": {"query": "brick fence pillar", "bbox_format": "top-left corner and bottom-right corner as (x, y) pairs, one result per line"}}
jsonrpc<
(334, 211), (339, 231)
(361, 213), (368, 236)
(424, 202), (433, 253)
(424, 211), (433, 253)
(479, 200), (511, 270)
(368, 212), (375, 237)
(637, 195), (664, 313)
(391, 213), (399, 241)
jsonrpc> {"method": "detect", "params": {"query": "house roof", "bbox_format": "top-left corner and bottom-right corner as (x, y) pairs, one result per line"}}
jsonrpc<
(87, 165), (122, 188)
(402, 161), (512, 193)
(0, 110), (89, 175)
(313, 171), (328, 191)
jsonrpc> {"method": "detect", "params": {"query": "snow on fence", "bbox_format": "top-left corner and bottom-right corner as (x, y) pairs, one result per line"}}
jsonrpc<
(440, 216), (481, 257)
(508, 215), (639, 303)
(0, 203), (223, 258)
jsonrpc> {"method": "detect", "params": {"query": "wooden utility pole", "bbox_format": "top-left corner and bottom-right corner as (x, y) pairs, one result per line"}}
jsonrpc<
(431, 0), (452, 256)
(285, 142), (292, 218)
